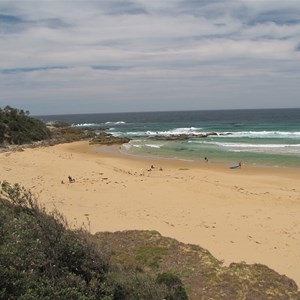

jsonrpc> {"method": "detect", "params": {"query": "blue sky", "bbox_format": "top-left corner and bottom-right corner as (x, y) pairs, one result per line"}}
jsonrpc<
(1, 0), (300, 115)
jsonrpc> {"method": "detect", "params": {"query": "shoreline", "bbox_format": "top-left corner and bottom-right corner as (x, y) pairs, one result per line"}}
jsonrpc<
(97, 140), (300, 171)
(112, 136), (300, 170)
(93, 143), (300, 176)
(1, 140), (300, 286)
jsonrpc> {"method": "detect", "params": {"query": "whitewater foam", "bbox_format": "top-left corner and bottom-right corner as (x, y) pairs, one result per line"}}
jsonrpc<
(145, 144), (163, 148)
(228, 131), (300, 139)
(112, 127), (204, 137)
(72, 123), (99, 127)
(211, 142), (300, 148)
(105, 121), (126, 125)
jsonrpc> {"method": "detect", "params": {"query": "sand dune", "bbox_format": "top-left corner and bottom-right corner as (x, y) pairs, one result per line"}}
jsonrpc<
(1, 141), (300, 285)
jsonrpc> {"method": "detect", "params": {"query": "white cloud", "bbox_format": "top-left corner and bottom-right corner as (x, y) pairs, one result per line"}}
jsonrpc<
(0, 0), (300, 114)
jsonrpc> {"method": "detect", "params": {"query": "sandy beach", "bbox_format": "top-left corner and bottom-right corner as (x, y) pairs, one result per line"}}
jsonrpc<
(1, 141), (300, 286)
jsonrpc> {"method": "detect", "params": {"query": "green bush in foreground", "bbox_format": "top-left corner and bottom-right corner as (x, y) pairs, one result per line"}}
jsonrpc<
(0, 181), (188, 300)
(0, 181), (110, 299)
(157, 273), (188, 300)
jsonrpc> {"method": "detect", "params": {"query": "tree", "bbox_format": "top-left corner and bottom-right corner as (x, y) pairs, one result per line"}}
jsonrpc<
(0, 106), (51, 145)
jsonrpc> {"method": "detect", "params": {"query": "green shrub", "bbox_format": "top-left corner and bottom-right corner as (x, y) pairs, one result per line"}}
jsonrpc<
(0, 181), (110, 299)
(106, 271), (169, 300)
(157, 272), (189, 300)
(0, 106), (51, 145)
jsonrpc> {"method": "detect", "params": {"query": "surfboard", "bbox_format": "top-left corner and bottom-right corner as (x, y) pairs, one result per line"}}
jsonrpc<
(230, 165), (240, 169)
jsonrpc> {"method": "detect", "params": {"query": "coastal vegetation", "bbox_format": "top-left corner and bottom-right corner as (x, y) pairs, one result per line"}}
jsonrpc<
(0, 106), (51, 145)
(1, 181), (299, 299)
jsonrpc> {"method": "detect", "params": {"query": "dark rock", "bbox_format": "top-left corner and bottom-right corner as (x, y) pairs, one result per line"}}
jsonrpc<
(154, 134), (190, 141)
(90, 133), (130, 145)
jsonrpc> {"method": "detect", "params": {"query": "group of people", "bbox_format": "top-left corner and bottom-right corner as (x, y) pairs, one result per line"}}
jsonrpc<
(61, 158), (241, 186)
(147, 165), (163, 172)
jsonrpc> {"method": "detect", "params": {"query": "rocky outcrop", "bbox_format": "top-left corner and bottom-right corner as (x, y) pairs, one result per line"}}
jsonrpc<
(90, 133), (130, 145)
(155, 134), (190, 140)
(153, 132), (230, 141)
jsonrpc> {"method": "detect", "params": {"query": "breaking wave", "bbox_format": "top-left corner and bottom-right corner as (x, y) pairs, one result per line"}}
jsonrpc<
(111, 127), (204, 137)
(112, 129), (300, 140)
(228, 131), (300, 139)
(105, 121), (126, 125)
(202, 141), (300, 148)
(72, 123), (99, 127)
(190, 140), (300, 155)
(145, 144), (163, 148)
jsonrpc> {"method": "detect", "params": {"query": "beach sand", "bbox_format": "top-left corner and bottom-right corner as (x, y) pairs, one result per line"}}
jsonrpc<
(1, 141), (300, 285)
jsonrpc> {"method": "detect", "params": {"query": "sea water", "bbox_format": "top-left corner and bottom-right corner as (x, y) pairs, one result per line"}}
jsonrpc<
(38, 108), (300, 168)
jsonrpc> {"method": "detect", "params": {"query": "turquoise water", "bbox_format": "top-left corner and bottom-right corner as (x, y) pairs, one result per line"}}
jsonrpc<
(38, 108), (300, 168)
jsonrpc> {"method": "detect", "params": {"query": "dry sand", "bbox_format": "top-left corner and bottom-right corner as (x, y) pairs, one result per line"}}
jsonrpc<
(1, 141), (300, 285)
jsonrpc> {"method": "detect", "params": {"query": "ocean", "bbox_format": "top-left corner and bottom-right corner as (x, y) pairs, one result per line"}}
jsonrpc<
(38, 108), (300, 168)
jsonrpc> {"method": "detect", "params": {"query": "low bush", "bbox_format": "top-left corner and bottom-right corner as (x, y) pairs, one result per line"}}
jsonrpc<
(157, 273), (188, 300)
(0, 106), (51, 145)
(0, 181), (110, 299)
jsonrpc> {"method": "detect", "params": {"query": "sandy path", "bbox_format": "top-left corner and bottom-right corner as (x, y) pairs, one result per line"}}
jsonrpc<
(1, 141), (300, 285)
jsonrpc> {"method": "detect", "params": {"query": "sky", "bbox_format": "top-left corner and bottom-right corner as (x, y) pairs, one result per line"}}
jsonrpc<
(1, 0), (300, 115)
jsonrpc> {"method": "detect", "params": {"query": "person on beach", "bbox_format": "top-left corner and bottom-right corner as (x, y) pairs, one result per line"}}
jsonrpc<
(68, 176), (75, 183)
(204, 157), (208, 162)
(238, 162), (242, 168)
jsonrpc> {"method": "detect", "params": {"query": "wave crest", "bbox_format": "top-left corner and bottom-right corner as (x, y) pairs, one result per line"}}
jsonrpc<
(105, 121), (126, 125)
(72, 123), (99, 127)
(229, 131), (300, 139)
